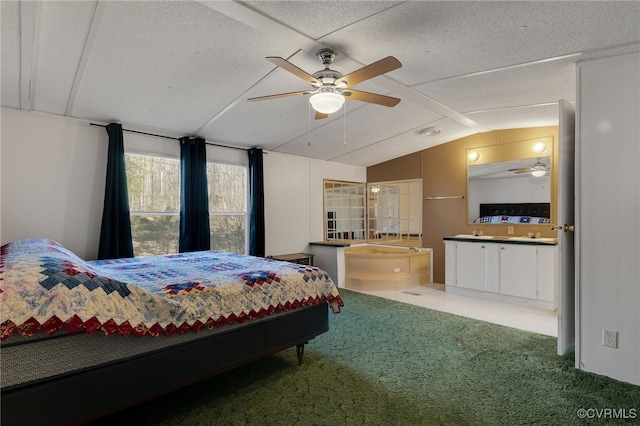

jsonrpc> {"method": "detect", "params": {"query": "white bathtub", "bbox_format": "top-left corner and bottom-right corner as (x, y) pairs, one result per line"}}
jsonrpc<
(344, 244), (432, 291)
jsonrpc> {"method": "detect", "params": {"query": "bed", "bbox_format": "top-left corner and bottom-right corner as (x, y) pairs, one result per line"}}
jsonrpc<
(473, 202), (551, 224)
(0, 238), (343, 425)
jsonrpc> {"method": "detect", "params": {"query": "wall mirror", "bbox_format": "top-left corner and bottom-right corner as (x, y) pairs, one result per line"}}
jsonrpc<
(367, 179), (422, 243)
(466, 138), (553, 224)
(323, 179), (422, 243)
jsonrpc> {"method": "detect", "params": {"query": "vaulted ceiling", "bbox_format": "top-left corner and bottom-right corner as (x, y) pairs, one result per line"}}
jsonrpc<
(2, 1), (639, 166)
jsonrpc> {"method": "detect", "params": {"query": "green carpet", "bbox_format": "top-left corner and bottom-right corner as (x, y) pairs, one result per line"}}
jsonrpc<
(92, 290), (640, 425)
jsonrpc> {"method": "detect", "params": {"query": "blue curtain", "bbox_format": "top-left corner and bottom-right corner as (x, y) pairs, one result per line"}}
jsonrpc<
(179, 137), (211, 252)
(248, 148), (265, 257)
(98, 123), (134, 259)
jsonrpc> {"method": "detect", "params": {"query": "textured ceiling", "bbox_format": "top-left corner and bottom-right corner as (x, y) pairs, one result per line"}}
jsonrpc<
(1, 1), (639, 166)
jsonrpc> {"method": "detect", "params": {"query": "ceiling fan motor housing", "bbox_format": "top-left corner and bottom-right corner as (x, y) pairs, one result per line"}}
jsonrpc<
(316, 48), (337, 66)
(312, 69), (343, 87)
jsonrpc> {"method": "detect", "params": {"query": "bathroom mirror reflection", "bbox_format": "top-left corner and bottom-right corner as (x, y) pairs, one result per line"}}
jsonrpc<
(467, 156), (551, 224)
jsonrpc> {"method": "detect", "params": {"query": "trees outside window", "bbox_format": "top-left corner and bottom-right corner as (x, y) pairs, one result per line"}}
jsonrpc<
(125, 153), (247, 257)
(207, 162), (247, 254)
(126, 154), (180, 256)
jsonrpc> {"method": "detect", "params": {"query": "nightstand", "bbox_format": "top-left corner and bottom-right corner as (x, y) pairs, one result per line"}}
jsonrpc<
(269, 253), (314, 266)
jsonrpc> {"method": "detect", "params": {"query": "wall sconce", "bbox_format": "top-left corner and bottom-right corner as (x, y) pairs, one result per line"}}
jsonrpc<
(532, 141), (546, 153)
(370, 186), (381, 193)
(467, 151), (480, 161)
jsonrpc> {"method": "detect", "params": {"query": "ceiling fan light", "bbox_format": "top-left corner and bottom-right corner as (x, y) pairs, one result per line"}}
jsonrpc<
(531, 169), (547, 177)
(309, 92), (344, 114)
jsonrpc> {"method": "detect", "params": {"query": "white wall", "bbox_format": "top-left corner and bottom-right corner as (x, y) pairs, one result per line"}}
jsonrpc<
(0, 107), (365, 262)
(0, 107), (3, 244)
(577, 53), (640, 385)
(1, 108), (108, 258)
(263, 151), (366, 256)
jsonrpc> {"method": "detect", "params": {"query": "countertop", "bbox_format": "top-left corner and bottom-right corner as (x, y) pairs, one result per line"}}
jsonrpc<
(309, 240), (355, 247)
(443, 235), (557, 245)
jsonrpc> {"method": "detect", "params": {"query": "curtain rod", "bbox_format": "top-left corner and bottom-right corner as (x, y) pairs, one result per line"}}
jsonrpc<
(90, 123), (250, 151)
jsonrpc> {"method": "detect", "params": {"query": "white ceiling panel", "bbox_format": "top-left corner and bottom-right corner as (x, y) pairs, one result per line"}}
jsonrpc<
(332, 119), (479, 167)
(245, 1), (403, 40)
(468, 103), (562, 131)
(1, 1), (21, 109)
(275, 96), (444, 163)
(71, 1), (296, 132)
(34, 1), (97, 115)
(322, 1), (640, 85)
(416, 59), (576, 114)
(1, 1), (639, 166)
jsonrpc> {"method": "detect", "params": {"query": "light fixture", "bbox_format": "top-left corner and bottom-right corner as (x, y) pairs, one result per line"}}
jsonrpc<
(309, 90), (344, 114)
(467, 151), (480, 161)
(370, 186), (381, 193)
(420, 126), (441, 136)
(532, 142), (546, 153)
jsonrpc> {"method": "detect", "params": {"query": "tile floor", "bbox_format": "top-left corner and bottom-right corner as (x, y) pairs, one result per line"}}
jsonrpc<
(359, 283), (558, 337)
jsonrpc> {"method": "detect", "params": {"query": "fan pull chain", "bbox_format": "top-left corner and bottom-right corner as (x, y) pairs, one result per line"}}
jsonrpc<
(308, 102), (312, 146)
(343, 103), (346, 145)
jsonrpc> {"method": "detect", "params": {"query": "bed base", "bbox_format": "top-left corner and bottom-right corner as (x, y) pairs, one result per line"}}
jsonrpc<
(1, 303), (329, 426)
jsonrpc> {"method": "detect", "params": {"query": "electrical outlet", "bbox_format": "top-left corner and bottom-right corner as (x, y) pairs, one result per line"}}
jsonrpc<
(507, 226), (514, 235)
(603, 329), (618, 348)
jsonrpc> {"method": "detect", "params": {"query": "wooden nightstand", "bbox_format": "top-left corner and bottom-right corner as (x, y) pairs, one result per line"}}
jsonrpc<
(269, 253), (314, 266)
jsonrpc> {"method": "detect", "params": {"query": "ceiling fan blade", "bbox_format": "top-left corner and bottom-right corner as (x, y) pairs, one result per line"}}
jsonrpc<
(248, 90), (312, 102)
(508, 167), (532, 172)
(335, 56), (402, 87)
(266, 57), (318, 85)
(315, 111), (329, 120)
(342, 89), (401, 107)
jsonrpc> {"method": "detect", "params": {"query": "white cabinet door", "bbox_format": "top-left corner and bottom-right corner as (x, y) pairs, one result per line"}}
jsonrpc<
(444, 241), (457, 286)
(456, 242), (487, 291)
(486, 243), (501, 293)
(537, 246), (557, 303)
(499, 244), (537, 299)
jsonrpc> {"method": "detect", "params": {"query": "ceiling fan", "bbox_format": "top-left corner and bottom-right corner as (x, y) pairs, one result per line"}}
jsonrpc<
(248, 48), (402, 119)
(508, 158), (550, 177)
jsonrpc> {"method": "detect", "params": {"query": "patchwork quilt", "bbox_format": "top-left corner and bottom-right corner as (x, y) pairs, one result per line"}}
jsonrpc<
(0, 239), (343, 340)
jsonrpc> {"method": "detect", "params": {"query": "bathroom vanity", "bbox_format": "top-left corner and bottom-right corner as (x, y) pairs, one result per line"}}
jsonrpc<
(444, 236), (557, 310)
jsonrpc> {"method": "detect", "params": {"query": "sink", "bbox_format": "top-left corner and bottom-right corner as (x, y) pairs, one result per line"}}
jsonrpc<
(455, 234), (494, 239)
(508, 237), (556, 242)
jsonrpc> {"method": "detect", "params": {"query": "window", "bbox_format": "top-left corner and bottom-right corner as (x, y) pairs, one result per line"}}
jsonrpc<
(324, 180), (366, 241)
(207, 162), (247, 254)
(125, 153), (248, 257)
(125, 153), (180, 256)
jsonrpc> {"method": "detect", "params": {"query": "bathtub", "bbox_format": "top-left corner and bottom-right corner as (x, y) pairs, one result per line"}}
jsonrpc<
(344, 244), (432, 291)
